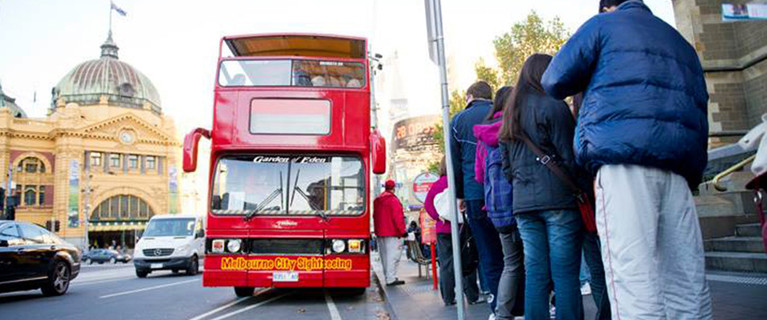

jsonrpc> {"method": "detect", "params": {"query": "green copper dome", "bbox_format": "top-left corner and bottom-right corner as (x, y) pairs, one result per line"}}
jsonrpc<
(52, 33), (161, 114)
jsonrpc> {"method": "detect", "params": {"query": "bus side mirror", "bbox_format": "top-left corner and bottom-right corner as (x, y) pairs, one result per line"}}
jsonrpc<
(183, 128), (211, 173)
(371, 130), (386, 174)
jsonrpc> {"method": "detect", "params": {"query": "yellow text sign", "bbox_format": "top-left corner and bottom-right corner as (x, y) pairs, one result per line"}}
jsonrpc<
(220, 257), (353, 271)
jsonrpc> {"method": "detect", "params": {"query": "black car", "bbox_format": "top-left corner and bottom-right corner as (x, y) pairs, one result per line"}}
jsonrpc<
(82, 249), (131, 264)
(0, 221), (81, 296)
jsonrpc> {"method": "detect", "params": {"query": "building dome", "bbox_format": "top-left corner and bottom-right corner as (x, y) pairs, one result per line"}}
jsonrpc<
(52, 33), (161, 114)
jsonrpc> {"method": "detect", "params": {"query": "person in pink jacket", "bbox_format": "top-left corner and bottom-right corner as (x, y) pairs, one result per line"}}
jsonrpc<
(374, 179), (406, 286)
(425, 158), (480, 305)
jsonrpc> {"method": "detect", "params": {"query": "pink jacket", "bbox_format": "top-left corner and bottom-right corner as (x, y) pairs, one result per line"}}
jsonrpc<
(473, 112), (504, 184)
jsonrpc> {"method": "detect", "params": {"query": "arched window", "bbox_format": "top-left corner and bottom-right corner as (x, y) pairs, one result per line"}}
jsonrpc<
(91, 195), (154, 221)
(24, 187), (37, 206)
(17, 157), (46, 174)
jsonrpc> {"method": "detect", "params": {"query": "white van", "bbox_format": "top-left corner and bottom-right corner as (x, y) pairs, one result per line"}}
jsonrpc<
(133, 214), (205, 278)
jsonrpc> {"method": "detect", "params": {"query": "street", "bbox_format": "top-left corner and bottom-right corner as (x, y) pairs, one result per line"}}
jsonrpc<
(0, 263), (389, 320)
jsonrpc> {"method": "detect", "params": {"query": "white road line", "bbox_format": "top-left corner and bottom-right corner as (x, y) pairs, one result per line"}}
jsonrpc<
(99, 278), (200, 299)
(325, 293), (343, 320)
(188, 289), (266, 320)
(73, 277), (135, 286)
(209, 293), (289, 320)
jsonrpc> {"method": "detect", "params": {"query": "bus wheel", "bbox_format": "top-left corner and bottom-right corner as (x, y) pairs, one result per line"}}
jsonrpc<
(234, 287), (255, 297)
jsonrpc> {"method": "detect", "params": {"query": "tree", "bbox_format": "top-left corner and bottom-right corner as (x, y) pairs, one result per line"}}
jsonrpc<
(427, 11), (569, 173)
(492, 11), (569, 86)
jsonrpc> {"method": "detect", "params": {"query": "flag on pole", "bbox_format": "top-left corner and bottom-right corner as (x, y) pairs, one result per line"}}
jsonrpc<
(111, 1), (127, 16)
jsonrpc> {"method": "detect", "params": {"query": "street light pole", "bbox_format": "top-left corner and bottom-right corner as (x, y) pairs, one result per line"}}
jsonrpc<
(82, 164), (92, 250)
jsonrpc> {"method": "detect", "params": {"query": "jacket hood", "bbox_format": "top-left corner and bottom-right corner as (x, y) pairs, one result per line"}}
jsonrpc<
(377, 191), (398, 200)
(473, 112), (503, 147)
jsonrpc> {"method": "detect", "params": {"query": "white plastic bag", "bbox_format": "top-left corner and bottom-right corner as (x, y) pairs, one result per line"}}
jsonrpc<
(434, 189), (463, 224)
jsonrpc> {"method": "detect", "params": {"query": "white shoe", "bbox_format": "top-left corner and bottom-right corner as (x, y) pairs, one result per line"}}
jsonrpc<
(549, 306), (556, 319)
(488, 314), (496, 320)
(581, 282), (592, 295)
(513, 317), (525, 320)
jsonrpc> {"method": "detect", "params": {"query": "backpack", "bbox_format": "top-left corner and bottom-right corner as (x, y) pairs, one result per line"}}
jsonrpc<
(483, 141), (516, 231)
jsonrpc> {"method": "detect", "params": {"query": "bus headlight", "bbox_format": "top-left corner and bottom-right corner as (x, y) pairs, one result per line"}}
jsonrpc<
(331, 239), (346, 253)
(227, 239), (242, 253)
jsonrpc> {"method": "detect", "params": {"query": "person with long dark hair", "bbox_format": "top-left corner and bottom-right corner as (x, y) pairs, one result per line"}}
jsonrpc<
(499, 54), (584, 320)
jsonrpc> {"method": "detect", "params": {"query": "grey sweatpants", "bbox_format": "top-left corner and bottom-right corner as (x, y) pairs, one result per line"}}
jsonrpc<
(378, 237), (402, 284)
(595, 164), (713, 320)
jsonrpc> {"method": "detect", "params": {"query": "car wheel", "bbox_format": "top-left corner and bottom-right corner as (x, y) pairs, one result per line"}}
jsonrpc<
(110, 257), (117, 264)
(136, 269), (149, 278)
(234, 286), (255, 297)
(41, 260), (71, 296)
(186, 255), (199, 275)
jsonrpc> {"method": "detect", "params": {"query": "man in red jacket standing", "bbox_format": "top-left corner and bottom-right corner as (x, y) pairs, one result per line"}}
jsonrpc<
(374, 179), (406, 286)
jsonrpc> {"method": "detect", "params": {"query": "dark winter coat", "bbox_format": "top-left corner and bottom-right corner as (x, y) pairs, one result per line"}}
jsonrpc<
(450, 99), (493, 201)
(541, 0), (709, 188)
(501, 92), (585, 214)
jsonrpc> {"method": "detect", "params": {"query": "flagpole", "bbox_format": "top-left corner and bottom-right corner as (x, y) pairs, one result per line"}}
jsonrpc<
(109, 1), (113, 36)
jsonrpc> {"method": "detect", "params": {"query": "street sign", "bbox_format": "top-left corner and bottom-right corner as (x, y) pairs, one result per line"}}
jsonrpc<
(412, 172), (439, 203)
(723, 3), (767, 21)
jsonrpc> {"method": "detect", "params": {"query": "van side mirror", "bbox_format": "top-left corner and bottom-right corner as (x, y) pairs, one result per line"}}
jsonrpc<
(195, 229), (205, 239)
(183, 128), (211, 173)
(0, 240), (9, 247)
(371, 130), (386, 175)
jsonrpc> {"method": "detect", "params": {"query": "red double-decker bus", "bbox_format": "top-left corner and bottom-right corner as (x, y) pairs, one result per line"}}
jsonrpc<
(183, 34), (386, 296)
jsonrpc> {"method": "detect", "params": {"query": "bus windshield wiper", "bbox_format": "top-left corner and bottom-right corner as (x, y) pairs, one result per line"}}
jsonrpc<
(293, 187), (329, 221)
(244, 172), (284, 221)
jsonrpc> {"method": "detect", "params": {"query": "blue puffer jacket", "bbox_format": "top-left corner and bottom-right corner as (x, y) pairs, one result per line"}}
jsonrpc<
(450, 99), (492, 200)
(541, 0), (709, 188)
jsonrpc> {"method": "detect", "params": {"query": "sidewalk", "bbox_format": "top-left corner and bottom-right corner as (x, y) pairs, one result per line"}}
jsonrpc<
(373, 252), (767, 320)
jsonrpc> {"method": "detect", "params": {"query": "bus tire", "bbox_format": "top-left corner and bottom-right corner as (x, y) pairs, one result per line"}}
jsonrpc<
(234, 286), (255, 297)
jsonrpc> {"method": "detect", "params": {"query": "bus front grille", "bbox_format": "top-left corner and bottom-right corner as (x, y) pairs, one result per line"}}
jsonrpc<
(248, 239), (324, 255)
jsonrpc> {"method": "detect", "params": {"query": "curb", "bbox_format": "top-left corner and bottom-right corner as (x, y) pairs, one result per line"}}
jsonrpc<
(372, 258), (400, 320)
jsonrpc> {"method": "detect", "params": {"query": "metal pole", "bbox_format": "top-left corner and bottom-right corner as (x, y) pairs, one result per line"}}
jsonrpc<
(432, 0), (465, 318)
(83, 165), (91, 250)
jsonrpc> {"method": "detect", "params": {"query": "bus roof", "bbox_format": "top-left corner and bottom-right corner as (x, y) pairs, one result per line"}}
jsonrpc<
(222, 34), (367, 59)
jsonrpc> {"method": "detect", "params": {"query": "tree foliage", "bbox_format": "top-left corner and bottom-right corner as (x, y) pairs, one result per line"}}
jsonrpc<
(427, 11), (569, 173)
(490, 11), (569, 86)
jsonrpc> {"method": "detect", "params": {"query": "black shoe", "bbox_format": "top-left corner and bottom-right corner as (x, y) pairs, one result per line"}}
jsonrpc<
(444, 300), (456, 306)
(386, 279), (405, 286)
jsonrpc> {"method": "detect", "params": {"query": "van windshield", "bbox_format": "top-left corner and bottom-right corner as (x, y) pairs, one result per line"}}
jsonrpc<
(143, 218), (195, 237)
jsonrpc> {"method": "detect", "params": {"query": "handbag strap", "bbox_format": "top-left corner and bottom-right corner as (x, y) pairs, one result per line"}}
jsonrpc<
(519, 132), (582, 194)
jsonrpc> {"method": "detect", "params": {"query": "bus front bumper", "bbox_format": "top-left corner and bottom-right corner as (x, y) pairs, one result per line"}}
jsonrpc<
(202, 255), (370, 288)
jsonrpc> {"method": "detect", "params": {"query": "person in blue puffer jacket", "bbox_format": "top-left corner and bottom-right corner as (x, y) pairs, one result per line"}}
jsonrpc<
(541, 0), (712, 319)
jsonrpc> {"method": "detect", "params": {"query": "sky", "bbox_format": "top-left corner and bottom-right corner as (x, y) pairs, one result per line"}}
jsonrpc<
(0, 0), (677, 139)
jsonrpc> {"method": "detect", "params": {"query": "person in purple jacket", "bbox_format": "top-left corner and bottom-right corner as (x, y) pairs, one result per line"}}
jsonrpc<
(425, 157), (480, 306)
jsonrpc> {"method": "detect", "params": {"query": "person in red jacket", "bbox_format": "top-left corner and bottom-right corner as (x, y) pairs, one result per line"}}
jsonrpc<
(374, 179), (406, 286)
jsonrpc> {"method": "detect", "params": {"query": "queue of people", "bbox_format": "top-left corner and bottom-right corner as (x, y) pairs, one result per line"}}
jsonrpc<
(420, 1), (713, 319)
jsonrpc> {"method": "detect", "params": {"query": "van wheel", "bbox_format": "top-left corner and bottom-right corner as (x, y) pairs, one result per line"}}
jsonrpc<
(234, 287), (255, 297)
(136, 269), (149, 278)
(41, 261), (71, 296)
(186, 255), (199, 275)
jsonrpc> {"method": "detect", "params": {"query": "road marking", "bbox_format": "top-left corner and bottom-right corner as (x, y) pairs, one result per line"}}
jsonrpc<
(188, 289), (266, 320)
(74, 277), (135, 286)
(325, 293), (342, 320)
(209, 292), (289, 320)
(99, 278), (200, 299)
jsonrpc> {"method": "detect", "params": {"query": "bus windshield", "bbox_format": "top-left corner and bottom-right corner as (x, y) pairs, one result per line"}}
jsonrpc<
(210, 155), (365, 216)
(218, 59), (365, 88)
(143, 218), (196, 237)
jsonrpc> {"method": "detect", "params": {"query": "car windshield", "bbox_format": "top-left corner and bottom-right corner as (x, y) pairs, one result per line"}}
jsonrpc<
(143, 218), (195, 237)
(211, 155), (365, 216)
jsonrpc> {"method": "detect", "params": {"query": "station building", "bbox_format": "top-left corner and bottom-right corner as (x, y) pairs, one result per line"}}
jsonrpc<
(0, 33), (180, 249)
